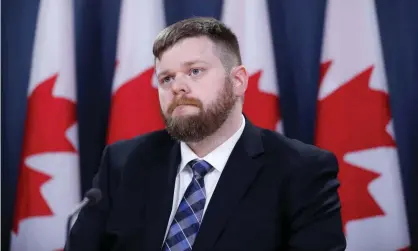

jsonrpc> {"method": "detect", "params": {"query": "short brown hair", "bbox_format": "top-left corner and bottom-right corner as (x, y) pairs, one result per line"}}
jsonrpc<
(152, 17), (242, 71)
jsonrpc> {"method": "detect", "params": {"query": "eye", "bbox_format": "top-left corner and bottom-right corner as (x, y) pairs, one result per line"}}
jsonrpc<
(160, 76), (173, 85)
(189, 68), (203, 76)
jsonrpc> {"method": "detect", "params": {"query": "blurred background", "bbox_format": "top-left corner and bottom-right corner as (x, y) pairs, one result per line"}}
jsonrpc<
(2, 0), (417, 250)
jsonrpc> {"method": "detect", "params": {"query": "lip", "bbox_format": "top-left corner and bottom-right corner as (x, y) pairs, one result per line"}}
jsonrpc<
(175, 104), (194, 110)
(176, 104), (194, 108)
(172, 105), (198, 115)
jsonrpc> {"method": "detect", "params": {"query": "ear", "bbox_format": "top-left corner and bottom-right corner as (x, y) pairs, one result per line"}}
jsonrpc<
(230, 65), (249, 98)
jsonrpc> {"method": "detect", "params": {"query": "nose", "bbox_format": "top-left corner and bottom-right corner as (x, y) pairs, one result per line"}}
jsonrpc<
(171, 74), (190, 95)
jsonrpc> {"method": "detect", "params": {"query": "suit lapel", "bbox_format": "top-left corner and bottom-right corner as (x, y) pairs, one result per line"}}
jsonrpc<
(141, 138), (181, 250)
(193, 120), (265, 250)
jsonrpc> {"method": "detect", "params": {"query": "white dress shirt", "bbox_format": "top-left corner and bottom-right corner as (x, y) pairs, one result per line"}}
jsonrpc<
(163, 115), (246, 240)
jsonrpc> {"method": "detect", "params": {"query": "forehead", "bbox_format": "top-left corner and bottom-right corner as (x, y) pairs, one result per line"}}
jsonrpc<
(155, 37), (220, 72)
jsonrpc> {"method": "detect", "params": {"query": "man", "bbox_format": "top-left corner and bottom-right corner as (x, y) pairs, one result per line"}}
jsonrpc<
(68, 17), (346, 251)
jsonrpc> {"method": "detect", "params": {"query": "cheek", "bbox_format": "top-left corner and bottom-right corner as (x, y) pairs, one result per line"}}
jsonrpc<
(197, 77), (223, 100)
(158, 91), (171, 110)
(198, 91), (218, 110)
(207, 85), (223, 102)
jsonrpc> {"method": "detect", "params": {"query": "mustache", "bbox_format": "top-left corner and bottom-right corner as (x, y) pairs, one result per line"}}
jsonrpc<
(168, 97), (203, 114)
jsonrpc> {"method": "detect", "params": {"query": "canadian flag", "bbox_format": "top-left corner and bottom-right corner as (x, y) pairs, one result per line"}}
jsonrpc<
(221, 0), (281, 132)
(315, 0), (410, 250)
(10, 0), (80, 250)
(107, 0), (165, 144)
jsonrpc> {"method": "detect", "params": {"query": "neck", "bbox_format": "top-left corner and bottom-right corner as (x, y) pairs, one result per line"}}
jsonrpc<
(186, 108), (243, 157)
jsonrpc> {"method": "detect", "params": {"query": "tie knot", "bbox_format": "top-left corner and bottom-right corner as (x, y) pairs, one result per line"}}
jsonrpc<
(188, 159), (213, 178)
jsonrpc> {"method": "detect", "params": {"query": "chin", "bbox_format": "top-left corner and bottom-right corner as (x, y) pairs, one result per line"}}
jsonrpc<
(171, 113), (196, 122)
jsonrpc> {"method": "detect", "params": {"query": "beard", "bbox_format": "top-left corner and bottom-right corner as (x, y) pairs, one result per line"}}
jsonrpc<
(161, 77), (237, 142)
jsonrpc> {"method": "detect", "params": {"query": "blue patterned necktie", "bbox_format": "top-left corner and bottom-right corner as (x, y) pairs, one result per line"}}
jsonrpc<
(162, 159), (213, 251)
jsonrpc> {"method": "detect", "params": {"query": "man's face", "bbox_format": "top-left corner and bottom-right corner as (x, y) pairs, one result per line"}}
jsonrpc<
(155, 36), (237, 142)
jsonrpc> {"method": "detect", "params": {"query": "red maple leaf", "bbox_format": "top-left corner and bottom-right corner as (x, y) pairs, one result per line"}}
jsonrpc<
(12, 74), (77, 234)
(243, 70), (280, 130)
(107, 67), (165, 144)
(316, 60), (395, 231)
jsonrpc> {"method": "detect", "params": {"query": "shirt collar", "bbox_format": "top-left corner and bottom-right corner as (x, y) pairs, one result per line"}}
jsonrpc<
(179, 114), (246, 173)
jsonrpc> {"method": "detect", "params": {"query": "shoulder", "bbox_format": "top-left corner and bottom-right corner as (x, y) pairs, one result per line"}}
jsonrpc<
(258, 128), (341, 206)
(259, 128), (338, 172)
(104, 129), (174, 167)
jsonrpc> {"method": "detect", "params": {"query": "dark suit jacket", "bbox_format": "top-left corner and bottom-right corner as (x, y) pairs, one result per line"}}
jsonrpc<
(68, 119), (346, 251)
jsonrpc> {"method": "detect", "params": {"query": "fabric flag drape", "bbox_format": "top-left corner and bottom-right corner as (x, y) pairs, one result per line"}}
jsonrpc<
(107, 0), (166, 144)
(315, 0), (410, 250)
(10, 0), (80, 250)
(221, 0), (281, 133)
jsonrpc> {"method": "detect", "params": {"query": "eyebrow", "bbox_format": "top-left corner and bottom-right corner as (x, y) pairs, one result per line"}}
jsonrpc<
(156, 60), (209, 79)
